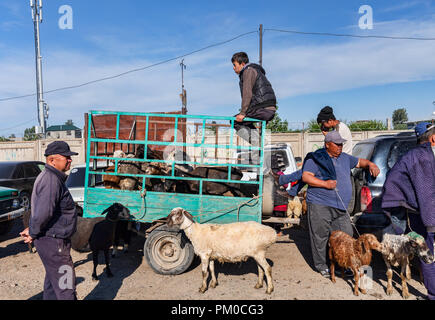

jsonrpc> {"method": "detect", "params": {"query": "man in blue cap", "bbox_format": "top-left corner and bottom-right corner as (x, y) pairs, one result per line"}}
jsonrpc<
(381, 122), (435, 299)
(20, 141), (79, 300)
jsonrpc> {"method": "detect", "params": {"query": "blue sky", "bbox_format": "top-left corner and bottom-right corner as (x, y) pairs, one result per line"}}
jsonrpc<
(0, 0), (434, 136)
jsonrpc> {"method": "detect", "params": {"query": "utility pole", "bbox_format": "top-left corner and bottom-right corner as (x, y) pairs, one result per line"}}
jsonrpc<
(259, 24), (263, 66)
(30, 0), (48, 137)
(180, 59), (187, 114)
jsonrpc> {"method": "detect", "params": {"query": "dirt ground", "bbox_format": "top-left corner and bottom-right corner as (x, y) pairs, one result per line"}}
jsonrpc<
(0, 218), (428, 300)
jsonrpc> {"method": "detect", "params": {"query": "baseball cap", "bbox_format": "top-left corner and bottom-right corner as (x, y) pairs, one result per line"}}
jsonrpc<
(325, 131), (347, 144)
(44, 141), (79, 157)
(415, 122), (434, 138)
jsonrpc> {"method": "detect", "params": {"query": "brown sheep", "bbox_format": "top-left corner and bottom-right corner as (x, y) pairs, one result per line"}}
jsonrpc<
(328, 231), (383, 296)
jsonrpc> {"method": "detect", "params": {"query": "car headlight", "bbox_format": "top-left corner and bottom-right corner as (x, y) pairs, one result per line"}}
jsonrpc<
(12, 199), (20, 208)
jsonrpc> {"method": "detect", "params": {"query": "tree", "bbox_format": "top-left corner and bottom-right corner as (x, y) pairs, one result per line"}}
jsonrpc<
(65, 119), (74, 126)
(307, 119), (321, 132)
(392, 108), (408, 130)
(266, 112), (289, 133)
(8, 134), (16, 139)
(23, 126), (39, 141)
(348, 120), (387, 131)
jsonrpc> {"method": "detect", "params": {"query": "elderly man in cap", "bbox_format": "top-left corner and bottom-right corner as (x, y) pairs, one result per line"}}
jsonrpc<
(302, 131), (380, 277)
(20, 141), (78, 300)
(381, 122), (435, 299)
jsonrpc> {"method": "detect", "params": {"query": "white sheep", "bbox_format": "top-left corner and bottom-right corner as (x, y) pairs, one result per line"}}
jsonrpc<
(166, 207), (277, 294)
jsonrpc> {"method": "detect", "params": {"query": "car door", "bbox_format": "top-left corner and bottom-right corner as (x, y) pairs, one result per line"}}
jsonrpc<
(11, 164), (26, 192)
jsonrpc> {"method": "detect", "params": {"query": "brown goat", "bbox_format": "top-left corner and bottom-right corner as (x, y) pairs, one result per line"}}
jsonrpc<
(328, 231), (383, 296)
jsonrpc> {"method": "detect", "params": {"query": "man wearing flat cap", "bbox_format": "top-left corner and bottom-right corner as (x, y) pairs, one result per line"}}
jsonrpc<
(381, 122), (435, 299)
(20, 141), (79, 300)
(302, 131), (380, 278)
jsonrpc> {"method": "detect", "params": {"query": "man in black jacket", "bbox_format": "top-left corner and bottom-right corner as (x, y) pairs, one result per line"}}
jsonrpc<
(20, 141), (78, 300)
(231, 52), (277, 149)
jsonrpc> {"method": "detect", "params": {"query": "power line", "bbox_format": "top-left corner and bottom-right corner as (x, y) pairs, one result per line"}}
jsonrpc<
(0, 30), (258, 103)
(265, 28), (435, 41)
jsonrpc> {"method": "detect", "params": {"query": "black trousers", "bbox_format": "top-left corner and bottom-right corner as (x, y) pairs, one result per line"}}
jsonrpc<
(307, 203), (353, 272)
(234, 108), (275, 143)
(34, 236), (77, 300)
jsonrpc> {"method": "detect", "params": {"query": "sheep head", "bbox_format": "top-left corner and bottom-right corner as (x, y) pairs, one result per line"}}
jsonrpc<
(101, 202), (131, 221)
(359, 233), (383, 254)
(167, 207), (194, 228)
(406, 232), (434, 264)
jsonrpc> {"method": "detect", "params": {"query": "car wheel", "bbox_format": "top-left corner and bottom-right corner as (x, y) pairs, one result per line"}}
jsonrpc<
(20, 192), (31, 211)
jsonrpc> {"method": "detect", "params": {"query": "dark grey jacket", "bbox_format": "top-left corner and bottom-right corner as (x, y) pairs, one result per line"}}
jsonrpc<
(29, 164), (77, 239)
(239, 63), (276, 114)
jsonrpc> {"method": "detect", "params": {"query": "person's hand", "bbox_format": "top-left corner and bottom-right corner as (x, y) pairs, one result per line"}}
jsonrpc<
(235, 114), (245, 122)
(368, 162), (380, 178)
(19, 227), (33, 244)
(324, 180), (337, 190)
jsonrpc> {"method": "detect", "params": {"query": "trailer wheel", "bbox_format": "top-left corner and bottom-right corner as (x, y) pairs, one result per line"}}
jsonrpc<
(144, 226), (195, 275)
(262, 173), (276, 216)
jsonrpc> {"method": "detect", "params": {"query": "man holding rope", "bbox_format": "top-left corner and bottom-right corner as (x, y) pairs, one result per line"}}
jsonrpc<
(302, 131), (380, 278)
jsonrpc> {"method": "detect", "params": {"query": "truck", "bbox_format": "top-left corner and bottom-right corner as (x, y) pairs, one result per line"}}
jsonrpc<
(81, 110), (299, 274)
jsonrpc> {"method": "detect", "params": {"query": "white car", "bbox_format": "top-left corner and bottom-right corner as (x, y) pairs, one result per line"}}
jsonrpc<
(66, 163), (107, 208)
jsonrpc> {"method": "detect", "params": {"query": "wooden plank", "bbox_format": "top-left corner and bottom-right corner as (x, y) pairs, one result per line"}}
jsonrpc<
(262, 217), (300, 225)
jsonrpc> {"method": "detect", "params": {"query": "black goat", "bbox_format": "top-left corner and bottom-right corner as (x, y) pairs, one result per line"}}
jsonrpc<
(89, 203), (131, 281)
(112, 220), (135, 257)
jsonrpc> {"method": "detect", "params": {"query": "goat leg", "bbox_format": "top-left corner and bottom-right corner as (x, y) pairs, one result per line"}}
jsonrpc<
(104, 249), (114, 278)
(401, 262), (410, 299)
(92, 251), (99, 281)
(329, 248), (336, 283)
(209, 260), (218, 289)
(199, 255), (210, 293)
(359, 268), (367, 295)
(384, 259), (394, 296)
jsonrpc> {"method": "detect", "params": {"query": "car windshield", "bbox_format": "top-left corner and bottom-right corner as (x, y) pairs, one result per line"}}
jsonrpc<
(352, 143), (375, 160)
(387, 140), (418, 169)
(0, 164), (15, 179)
(66, 167), (104, 188)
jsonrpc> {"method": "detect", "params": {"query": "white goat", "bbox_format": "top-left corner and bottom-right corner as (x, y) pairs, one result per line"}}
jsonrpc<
(166, 207), (277, 294)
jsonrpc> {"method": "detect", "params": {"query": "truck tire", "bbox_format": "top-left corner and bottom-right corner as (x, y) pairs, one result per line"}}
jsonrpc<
(20, 192), (31, 211)
(262, 173), (276, 217)
(144, 225), (195, 275)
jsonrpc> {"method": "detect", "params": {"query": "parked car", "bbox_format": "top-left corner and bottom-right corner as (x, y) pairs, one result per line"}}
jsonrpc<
(66, 163), (106, 208)
(350, 132), (418, 234)
(0, 186), (24, 235)
(0, 161), (45, 210)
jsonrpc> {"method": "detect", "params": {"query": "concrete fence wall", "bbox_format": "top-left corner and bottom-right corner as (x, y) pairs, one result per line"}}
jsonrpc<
(0, 130), (410, 163)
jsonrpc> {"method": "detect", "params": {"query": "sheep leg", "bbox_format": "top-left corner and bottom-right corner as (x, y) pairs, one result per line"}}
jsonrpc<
(254, 254), (273, 294)
(209, 260), (218, 288)
(400, 261), (410, 299)
(92, 250), (99, 281)
(254, 263), (264, 289)
(352, 266), (360, 296)
(329, 248), (336, 283)
(384, 258), (393, 296)
(199, 256), (210, 293)
(104, 249), (114, 278)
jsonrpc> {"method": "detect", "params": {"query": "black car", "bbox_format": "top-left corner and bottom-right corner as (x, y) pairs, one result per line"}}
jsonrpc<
(0, 161), (45, 210)
(350, 132), (418, 234)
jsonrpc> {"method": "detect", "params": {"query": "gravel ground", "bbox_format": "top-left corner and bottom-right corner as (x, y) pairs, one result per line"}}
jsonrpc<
(0, 218), (428, 300)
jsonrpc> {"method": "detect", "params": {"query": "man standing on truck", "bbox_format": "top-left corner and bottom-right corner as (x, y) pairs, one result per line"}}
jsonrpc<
(231, 52), (277, 153)
(381, 122), (435, 300)
(20, 141), (78, 300)
(302, 131), (379, 278)
(317, 106), (353, 155)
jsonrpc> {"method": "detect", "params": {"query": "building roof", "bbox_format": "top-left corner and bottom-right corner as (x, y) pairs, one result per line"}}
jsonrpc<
(46, 124), (81, 132)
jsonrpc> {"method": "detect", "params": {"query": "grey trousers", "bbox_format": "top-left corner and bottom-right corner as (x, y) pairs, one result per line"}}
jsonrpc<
(307, 202), (353, 272)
